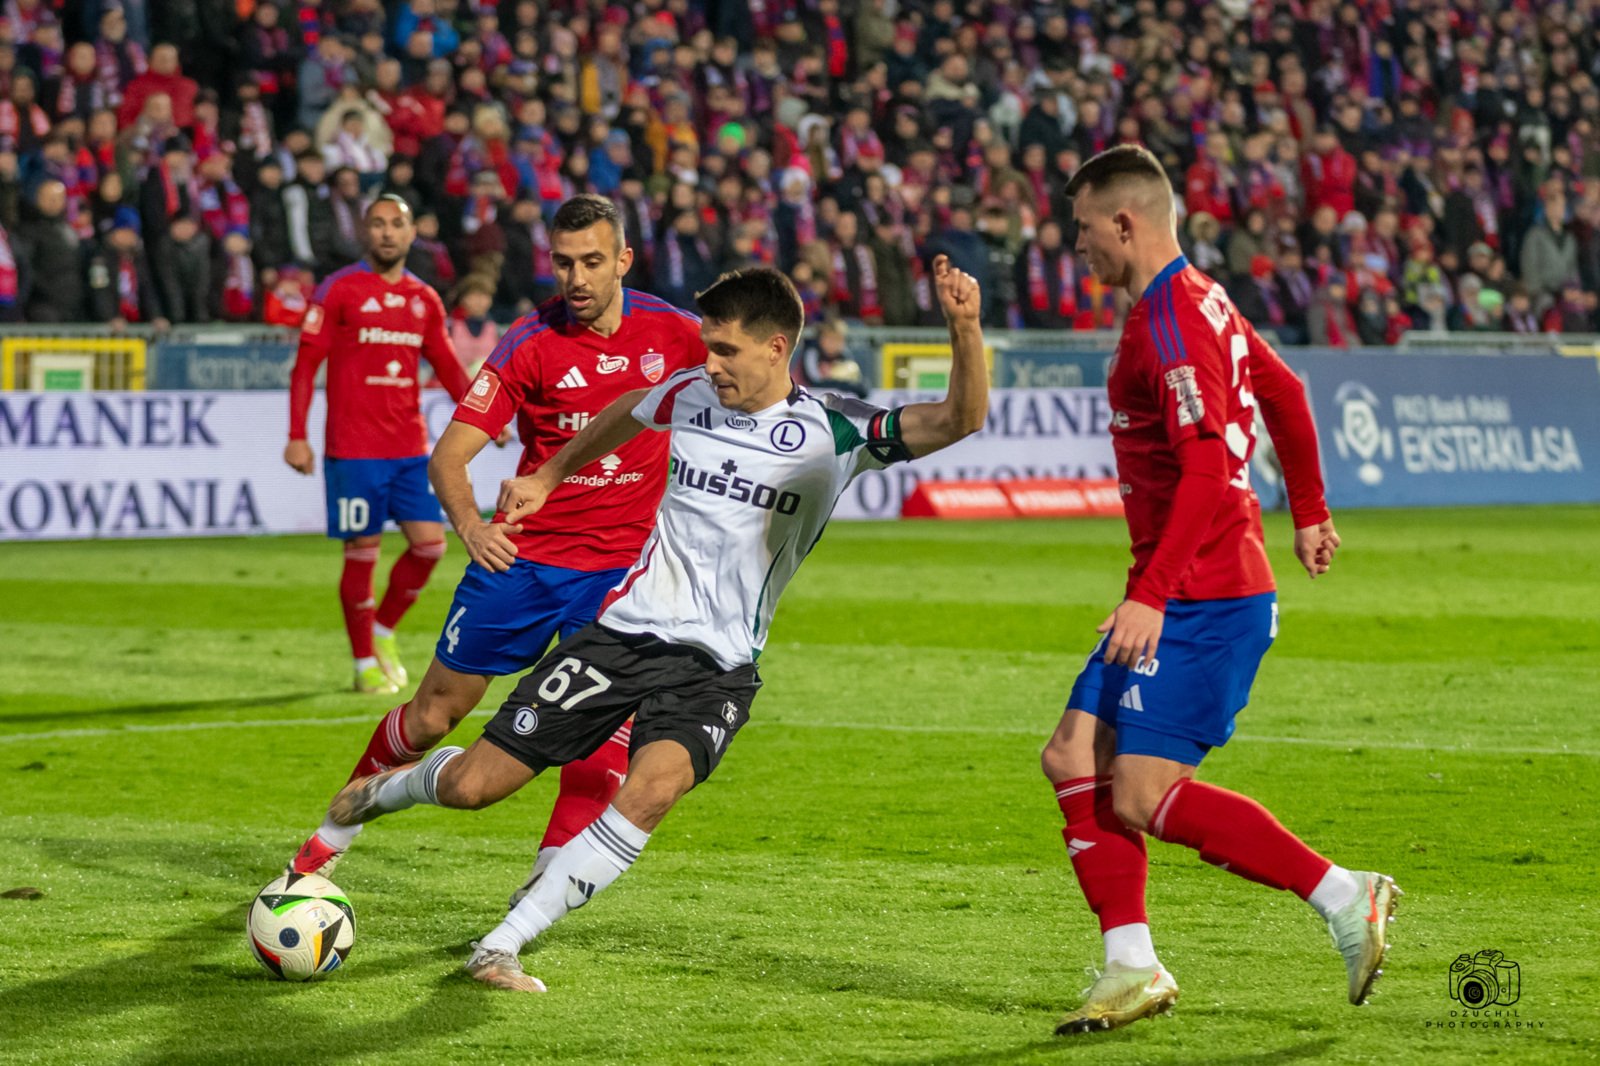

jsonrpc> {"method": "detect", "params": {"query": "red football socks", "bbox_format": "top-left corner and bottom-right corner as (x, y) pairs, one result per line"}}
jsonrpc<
(1149, 778), (1331, 899)
(540, 722), (631, 850)
(375, 540), (447, 630)
(1054, 776), (1150, 931)
(349, 703), (426, 782)
(339, 542), (380, 658)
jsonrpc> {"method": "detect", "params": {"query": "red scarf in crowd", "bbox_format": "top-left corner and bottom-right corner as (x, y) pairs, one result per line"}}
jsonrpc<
(1027, 245), (1076, 318)
(831, 242), (880, 318)
(158, 161), (193, 221)
(117, 255), (142, 321)
(95, 40), (145, 107)
(56, 74), (107, 120)
(529, 216), (553, 286)
(823, 13), (848, 79)
(0, 223), (16, 307)
(222, 253), (255, 320)
(199, 180), (250, 241)
(0, 100), (50, 149)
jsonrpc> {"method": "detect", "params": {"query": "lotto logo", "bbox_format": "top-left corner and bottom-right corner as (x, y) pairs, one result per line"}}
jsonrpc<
(383, 292), (405, 308)
(596, 354), (629, 374)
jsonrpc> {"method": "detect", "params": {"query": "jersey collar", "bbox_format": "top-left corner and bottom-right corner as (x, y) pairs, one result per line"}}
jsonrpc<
(1141, 254), (1189, 303)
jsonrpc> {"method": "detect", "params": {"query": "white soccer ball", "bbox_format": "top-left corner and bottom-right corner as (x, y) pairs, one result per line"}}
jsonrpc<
(247, 872), (355, 980)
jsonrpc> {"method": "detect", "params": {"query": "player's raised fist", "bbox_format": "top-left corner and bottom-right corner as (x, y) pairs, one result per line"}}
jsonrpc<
(933, 254), (980, 324)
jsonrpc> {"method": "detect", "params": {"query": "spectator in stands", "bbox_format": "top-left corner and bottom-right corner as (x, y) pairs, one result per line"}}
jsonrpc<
(445, 274), (498, 378)
(87, 207), (162, 328)
(283, 148), (334, 273)
(297, 34), (352, 133)
(795, 316), (868, 399)
(405, 207), (455, 297)
(653, 206), (716, 311)
(827, 210), (882, 325)
(1520, 187), (1581, 310)
(217, 227), (257, 323)
(156, 214), (210, 323)
(1308, 274), (1358, 349)
(117, 43), (197, 130)
(494, 192), (551, 314)
(15, 179), (85, 322)
(321, 107), (389, 182)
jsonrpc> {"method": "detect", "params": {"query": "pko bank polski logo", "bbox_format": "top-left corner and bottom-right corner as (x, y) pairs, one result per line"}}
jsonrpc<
(1332, 381), (1394, 486)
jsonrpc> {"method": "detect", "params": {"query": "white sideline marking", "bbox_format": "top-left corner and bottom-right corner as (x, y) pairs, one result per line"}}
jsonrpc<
(1, 713), (1596, 758)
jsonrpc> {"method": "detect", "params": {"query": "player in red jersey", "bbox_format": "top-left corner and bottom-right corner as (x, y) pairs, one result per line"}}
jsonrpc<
(287, 195), (706, 887)
(286, 195), (471, 695)
(1040, 146), (1398, 1034)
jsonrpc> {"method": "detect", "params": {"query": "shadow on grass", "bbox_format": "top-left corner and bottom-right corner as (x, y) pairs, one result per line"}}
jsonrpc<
(0, 902), (496, 1065)
(0, 691), (331, 726)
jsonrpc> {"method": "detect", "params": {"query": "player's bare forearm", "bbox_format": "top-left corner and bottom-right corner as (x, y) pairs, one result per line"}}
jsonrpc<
(502, 390), (650, 524)
(541, 389), (650, 485)
(899, 258), (988, 457)
(429, 421), (494, 533)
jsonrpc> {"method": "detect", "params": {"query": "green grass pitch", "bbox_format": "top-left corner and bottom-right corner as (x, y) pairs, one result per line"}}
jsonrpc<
(1, 507), (1597, 1065)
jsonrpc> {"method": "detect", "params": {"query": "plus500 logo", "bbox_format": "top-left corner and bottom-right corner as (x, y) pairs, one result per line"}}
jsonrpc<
(671, 458), (800, 514)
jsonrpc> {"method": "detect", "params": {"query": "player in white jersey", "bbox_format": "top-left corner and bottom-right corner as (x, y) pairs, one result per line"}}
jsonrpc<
(320, 260), (987, 991)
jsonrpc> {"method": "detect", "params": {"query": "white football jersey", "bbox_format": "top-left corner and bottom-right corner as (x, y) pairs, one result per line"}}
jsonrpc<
(599, 368), (909, 669)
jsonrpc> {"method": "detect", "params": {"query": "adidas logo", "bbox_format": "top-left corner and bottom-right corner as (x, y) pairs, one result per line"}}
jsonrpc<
(1066, 837), (1096, 858)
(702, 723), (726, 751)
(690, 407), (714, 430)
(1118, 685), (1145, 712)
(567, 876), (599, 905)
(557, 366), (589, 389)
(360, 296), (382, 313)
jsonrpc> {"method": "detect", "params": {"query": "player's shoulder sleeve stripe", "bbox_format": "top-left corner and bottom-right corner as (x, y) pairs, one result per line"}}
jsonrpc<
(311, 262), (369, 303)
(651, 370), (703, 424)
(1146, 293), (1176, 365)
(629, 290), (702, 323)
(485, 319), (539, 370)
(1164, 283), (1189, 363)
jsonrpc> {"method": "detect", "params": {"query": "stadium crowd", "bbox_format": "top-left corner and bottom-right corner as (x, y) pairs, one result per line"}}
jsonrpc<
(0, 0), (1597, 346)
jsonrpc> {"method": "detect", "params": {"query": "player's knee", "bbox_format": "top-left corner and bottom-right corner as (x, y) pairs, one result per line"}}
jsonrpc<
(1040, 737), (1070, 781)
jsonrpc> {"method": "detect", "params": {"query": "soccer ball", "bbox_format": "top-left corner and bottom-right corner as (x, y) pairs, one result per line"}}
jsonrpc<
(247, 872), (355, 980)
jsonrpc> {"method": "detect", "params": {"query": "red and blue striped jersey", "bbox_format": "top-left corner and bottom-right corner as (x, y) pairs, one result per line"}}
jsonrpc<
(1109, 255), (1329, 606)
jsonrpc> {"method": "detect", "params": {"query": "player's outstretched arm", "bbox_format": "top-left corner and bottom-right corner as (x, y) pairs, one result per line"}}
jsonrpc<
(431, 421), (521, 572)
(897, 255), (989, 457)
(501, 388), (651, 524)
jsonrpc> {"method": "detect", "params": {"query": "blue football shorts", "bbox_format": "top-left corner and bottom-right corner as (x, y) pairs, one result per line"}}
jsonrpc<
(434, 558), (629, 676)
(323, 456), (441, 539)
(1067, 592), (1278, 766)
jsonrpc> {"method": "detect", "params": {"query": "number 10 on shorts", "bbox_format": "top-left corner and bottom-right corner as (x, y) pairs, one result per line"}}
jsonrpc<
(336, 496), (371, 533)
(537, 657), (612, 710)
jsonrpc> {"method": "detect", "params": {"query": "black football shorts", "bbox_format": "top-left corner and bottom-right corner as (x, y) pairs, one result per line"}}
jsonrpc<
(482, 623), (762, 784)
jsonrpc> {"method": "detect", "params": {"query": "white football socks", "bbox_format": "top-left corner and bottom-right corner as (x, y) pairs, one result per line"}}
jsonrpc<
(370, 745), (464, 814)
(315, 818), (361, 852)
(1307, 864), (1362, 919)
(355, 656), (379, 671)
(478, 806), (650, 955)
(373, 623), (395, 639)
(1103, 922), (1161, 970)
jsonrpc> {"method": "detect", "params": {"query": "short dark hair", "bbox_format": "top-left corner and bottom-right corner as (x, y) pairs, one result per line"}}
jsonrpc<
(551, 193), (624, 252)
(1063, 143), (1171, 202)
(696, 268), (806, 351)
